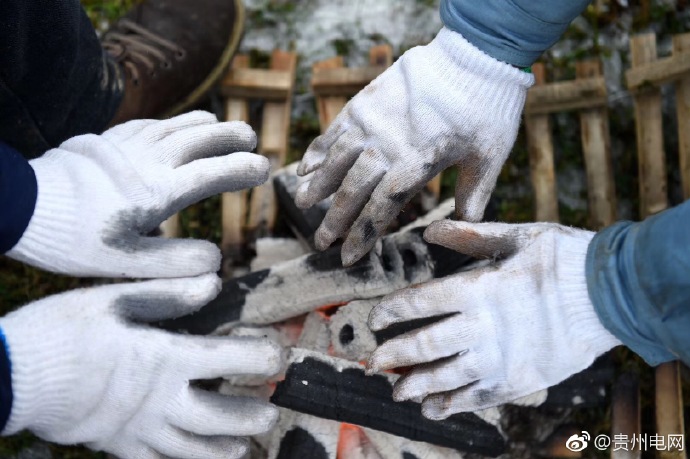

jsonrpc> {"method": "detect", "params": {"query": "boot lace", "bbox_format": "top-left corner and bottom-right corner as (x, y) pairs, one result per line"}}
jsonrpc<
(103, 19), (186, 86)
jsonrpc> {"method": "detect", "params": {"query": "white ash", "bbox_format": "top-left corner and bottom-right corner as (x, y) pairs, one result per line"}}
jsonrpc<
(289, 348), (399, 385)
(238, 231), (435, 325)
(329, 298), (380, 361)
(267, 408), (340, 459)
(510, 389), (548, 407)
(363, 427), (464, 459)
(297, 312), (332, 352)
(217, 383), (273, 401)
(250, 237), (309, 271)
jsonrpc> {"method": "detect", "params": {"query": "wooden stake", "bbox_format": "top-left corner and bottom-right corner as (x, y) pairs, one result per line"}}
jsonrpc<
(221, 55), (250, 275)
(630, 33), (685, 459)
(525, 75), (608, 115)
(313, 57), (347, 132)
(656, 361), (686, 459)
(576, 60), (617, 229)
(248, 50), (298, 236)
(674, 33), (690, 200)
(159, 214), (180, 238)
(368, 44), (393, 67)
(630, 34), (668, 218)
(611, 373), (641, 459)
(525, 63), (559, 222)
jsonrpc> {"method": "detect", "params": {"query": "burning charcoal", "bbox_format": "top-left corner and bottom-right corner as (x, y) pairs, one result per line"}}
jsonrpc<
(329, 298), (379, 361)
(338, 424), (382, 459)
(267, 409), (340, 459)
(160, 227), (473, 335)
(273, 162), (333, 248)
(251, 237), (309, 271)
(362, 427), (463, 459)
(271, 349), (507, 457)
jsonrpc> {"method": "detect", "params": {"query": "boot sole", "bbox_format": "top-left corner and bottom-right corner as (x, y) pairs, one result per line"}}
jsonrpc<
(160, 0), (245, 118)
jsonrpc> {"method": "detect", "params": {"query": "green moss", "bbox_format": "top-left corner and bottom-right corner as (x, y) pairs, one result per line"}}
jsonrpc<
(331, 38), (356, 57)
(81, 0), (140, 31)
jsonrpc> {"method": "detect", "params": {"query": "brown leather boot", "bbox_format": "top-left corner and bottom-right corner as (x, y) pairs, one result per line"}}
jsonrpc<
(104, 0), (245, 125)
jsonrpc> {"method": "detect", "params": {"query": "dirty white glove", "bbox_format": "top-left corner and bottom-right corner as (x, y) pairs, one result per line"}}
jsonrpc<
(367, 220), (621, 419)
(296, 28), (534, 266)
(8, 111), (269, 278)
(0, 274), (282, 458)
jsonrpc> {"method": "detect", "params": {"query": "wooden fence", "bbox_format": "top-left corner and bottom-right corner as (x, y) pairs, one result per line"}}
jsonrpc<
(525, 31), (689, 459)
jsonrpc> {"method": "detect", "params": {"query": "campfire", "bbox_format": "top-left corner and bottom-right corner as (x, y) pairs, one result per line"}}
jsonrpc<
(161, 163), (614, 459)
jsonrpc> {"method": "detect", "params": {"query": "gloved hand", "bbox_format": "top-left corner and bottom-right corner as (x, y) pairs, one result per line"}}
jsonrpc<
(0, 274), (283, 458)
(8, 111), (269, 278)
(295, 28), (534, 266)
(367, 220), (621, 419)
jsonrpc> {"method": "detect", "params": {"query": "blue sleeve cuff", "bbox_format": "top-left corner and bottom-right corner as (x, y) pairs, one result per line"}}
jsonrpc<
(440, 0), (591, 67)
(0, 141), (37, 253)
(0, 326), (13, 433)
(586, 201), (690, 366)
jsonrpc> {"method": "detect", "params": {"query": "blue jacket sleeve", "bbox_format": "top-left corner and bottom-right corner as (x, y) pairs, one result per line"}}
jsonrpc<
(0, 141), (37, 253)
(0, 326), (12, 432)
(440, 0), (592, 67)
(586, 200), (690, 366)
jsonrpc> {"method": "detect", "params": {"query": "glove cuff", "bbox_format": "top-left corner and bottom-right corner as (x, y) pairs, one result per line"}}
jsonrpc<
(433, 28), (535, 82)
(0, 300), (81, 436)
(558, 231), (622, 356)
(425, 27), (535, 128)
(6, 153), (82, 274)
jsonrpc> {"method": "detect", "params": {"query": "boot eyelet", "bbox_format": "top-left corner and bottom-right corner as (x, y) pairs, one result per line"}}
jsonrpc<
(133, 78), (140, 86)
(162, 61), (172, 69)
(175, 50), (186, 60)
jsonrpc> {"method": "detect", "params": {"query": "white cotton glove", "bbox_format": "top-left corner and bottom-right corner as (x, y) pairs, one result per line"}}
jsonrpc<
(8, 111), (269, 278)
(295, 28), (534, 266)
(0, 274), (283, 459)
(367, 220), (622, 419)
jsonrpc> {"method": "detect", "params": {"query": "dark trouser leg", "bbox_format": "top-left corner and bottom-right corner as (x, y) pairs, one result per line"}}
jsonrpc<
(0, 0), (123, 159)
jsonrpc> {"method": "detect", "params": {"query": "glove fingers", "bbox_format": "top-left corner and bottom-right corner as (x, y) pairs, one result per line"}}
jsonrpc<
(422, 380), (508, 419)
(295, 129), (365, 209)
(367, 315), (465, 373)
(174, 335), (283, 380)
(150, 427), (248, 459)
(109, 237), (221, 278)
(169, 388), (278, 436)
(101, 119), (158, 142)
(393, 352), (482, 402)
(313, 155), (387, 251)
(108, 444), (161, 459)
(297, 120), (348, 176)
(423, 220), (525, 259)
(453, 151), (505, 222)
(341, 169), (427, 266)
(368, 277), (461, 331)
(170, 153), (269, 210)
(115, 273), (221, 322)
(157, 121), (257, 168)
(138, 111), (218, 143)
